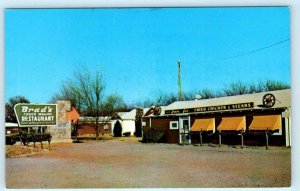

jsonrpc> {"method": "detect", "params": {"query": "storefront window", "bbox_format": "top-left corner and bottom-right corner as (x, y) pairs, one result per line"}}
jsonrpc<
(169, 121), (178, 130)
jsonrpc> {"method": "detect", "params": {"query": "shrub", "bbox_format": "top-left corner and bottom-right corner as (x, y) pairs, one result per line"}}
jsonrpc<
(134, 118), (142, 137)
(113, 120), (122, 137)
(6, 134), (17, 145)
(123, 132), (131, 137)
(142, 127), (164, 143)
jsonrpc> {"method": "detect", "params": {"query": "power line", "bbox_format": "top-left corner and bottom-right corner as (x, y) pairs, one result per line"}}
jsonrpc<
(196, 38), (290, 64)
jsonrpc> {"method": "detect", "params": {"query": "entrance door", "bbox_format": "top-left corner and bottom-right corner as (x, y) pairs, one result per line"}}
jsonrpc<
(179, 116), (191, 145)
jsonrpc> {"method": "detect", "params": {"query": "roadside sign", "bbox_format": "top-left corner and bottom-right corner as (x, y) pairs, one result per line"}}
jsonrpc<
(14, 103), (57, 127)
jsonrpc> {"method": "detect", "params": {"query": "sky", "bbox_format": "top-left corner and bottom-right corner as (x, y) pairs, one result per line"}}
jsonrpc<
(5, 7), (290, 105)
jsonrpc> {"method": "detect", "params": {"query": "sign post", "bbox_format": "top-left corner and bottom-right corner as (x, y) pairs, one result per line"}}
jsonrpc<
(14, 103), (57, 149)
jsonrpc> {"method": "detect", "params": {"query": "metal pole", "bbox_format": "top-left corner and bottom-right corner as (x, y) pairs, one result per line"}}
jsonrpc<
(182, 122), (186, 146)
(219, 131), (221, 148)
(178, 60), (183, 101)
(265, 130), (269, 150)
(241, 131), (244, 149)
(199, 130), (203, 146)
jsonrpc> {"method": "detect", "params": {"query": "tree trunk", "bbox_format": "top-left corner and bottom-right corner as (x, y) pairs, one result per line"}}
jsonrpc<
(75, 120), (78, 142)
(96, 117), (99, 140)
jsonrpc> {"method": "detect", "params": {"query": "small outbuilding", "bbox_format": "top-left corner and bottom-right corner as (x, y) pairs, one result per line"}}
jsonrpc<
(5, 122), (19, 135)
(77, 116), (112, 136)
(111, 108), (149, 136)
(111, 110), (136, 136)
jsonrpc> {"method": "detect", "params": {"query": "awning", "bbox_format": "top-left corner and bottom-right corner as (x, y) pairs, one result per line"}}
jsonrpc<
(190, 118), (215, 132)
(249, 115), (281, 131)
(217, 116), (246, 131)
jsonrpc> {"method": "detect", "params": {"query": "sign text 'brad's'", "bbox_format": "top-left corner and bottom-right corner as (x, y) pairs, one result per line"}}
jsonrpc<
(14, 104), (57, 127)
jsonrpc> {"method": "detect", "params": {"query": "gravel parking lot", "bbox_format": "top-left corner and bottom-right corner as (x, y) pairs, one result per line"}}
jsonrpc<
(6, 138), (291, 188)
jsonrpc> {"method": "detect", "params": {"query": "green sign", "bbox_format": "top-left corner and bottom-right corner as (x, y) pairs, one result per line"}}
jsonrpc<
(14, 104), (57, 127)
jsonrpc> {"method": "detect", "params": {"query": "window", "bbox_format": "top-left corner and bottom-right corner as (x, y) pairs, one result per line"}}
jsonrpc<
(104, 124), (109, 130)
(170, 121), (178, 130)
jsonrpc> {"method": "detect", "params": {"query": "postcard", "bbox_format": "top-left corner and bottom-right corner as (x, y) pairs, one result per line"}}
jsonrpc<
(5, 7), (291, 188)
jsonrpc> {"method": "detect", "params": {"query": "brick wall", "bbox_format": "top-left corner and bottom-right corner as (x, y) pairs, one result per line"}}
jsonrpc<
(78, 122), (112, 136)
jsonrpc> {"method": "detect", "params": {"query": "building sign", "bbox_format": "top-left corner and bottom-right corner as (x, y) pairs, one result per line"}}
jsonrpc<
(14, 104), (57, 127)
(153, 106), (161, 116)
(165, 102), (254, 115)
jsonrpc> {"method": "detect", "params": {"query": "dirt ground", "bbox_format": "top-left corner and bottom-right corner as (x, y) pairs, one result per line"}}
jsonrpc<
(6, 137), (291, 188)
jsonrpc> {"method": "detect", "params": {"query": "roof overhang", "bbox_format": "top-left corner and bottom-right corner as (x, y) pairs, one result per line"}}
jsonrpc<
(143, 107), (287, 118)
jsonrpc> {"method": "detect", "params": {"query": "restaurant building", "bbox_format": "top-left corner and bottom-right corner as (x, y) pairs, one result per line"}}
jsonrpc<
(143, 89), (291, 147)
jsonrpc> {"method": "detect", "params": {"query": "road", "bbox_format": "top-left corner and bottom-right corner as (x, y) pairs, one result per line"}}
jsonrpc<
(6, 139), (291, 188)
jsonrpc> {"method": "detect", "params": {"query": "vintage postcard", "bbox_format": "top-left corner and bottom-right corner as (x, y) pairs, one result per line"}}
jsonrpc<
(5, 7), (291, 188)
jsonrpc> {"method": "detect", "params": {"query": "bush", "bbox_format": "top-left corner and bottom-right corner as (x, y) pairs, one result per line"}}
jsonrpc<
(142, 127), (164, 143)
(113, 120), (122, 137)
(6, 134), (17, 145)
(123, 132), (131, 137)
(134, 118), (142, 137)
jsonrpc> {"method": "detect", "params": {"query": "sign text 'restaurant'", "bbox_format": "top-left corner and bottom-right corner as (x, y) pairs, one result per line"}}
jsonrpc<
(14, 104), (57, 127)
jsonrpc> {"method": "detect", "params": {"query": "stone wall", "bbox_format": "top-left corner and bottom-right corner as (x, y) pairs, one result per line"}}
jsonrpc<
(48, 101), (72, 142)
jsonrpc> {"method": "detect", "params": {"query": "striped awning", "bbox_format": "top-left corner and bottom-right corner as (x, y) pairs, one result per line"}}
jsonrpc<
(218, 116), (246, 131)
(190, 118), (215, 132)
(249, 115), (281, 131)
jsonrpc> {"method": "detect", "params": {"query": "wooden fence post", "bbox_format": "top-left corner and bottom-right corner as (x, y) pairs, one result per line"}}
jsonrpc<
(219, 131), (221, 148)
(48, 139), (51, 150)
(241, 131), (244, 149)
(40, 134), (43, 149)
(199, 130), (203, 146)
(265, 129), (269, 150)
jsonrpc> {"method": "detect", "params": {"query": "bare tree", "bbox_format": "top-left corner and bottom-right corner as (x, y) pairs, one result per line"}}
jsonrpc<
(51, 69), (127, 140)
(263, 80), (290, 91)
(249, 82), (264, 93)
(223, 81), (248, 96)
(133, 80), (290, 109)
(6, 96), (30, 122)
(50, 80), (83, 110)
(183, 90), (197, 101)
(65, 70), (105, 140)
(141, 90), (177, 107)
(102, 94), (127, 116)
(199, 88), (216, 99)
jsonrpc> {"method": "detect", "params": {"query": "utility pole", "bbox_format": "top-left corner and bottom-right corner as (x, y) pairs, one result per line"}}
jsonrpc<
(178, 60), (183, 101)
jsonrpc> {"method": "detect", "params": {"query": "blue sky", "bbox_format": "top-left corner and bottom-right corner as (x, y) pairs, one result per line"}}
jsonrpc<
(5, 7), (290, 104)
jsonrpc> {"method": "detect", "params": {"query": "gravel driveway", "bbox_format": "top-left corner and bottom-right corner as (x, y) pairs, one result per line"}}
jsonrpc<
(6, 139), (291, 188)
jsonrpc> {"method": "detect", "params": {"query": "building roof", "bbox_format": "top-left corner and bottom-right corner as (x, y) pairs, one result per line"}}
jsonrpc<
(114, 108), (150, 120)
(117, 109), (136, 120)
(143, 106), (168, 117)
(5, 122), (19, 127)
(145, 89), (290, 117)
(79, 116), (111, 122)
